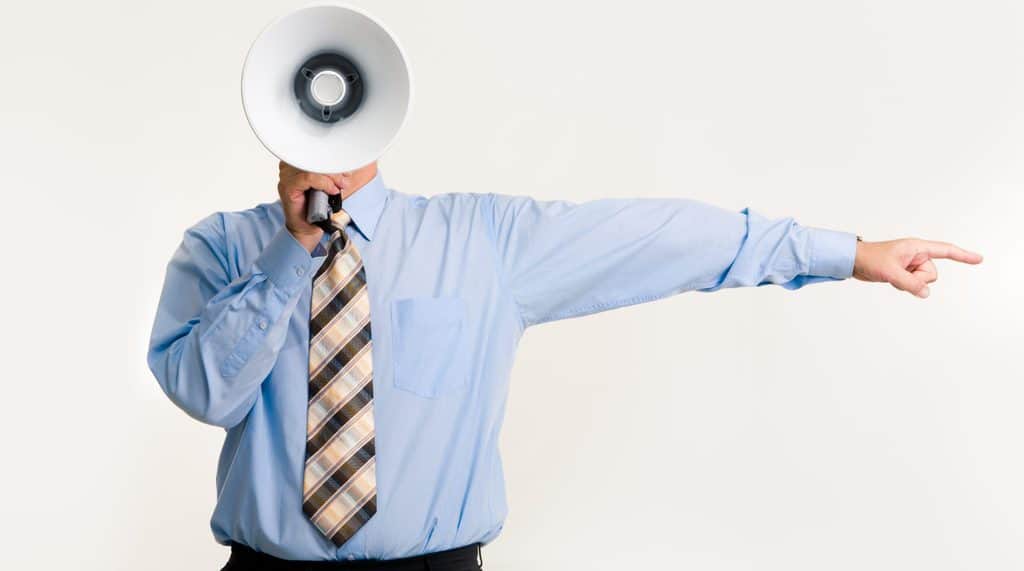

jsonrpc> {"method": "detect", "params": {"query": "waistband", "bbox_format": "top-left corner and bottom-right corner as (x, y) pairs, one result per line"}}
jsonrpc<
(227, 542), (483, 570)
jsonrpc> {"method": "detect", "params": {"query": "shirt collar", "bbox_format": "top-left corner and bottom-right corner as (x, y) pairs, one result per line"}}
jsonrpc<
(339, 170), (387, 242)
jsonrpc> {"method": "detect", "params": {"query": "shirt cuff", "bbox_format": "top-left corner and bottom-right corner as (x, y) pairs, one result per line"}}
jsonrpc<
(806, 227), (857, 279)
(254, 227), (319, 293)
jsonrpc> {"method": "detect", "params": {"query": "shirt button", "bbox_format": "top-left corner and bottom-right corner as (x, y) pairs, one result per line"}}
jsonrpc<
(258, 320), (268, 330)
(296, 266), (305, 277)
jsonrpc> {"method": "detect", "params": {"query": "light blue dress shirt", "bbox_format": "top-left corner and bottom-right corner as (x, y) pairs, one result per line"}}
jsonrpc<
(147, 172), (856, 561)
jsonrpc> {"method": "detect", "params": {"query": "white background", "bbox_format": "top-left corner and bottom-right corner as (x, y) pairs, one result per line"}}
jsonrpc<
(1, 1), (1021, 569)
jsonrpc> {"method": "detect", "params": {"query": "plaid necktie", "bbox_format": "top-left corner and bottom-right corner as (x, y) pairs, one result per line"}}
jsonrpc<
(302, 208), (377, 547)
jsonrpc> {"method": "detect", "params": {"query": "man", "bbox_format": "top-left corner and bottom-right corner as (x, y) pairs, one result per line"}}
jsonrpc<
(148, 161), (981, 570)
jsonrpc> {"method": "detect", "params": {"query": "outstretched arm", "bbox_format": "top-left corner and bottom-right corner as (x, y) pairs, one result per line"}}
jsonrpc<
(485, 193), (981, 328)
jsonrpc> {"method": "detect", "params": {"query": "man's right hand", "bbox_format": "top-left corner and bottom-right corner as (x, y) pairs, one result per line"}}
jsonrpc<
(277, 161), (343, 253)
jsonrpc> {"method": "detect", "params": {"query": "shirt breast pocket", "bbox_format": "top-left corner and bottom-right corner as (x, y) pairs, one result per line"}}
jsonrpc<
(390, 296), (470, 399)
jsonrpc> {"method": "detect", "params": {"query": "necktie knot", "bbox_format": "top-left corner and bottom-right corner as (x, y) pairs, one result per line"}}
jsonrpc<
(330, 208), (352, 232)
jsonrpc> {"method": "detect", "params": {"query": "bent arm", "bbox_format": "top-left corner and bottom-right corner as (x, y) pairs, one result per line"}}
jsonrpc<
(147, 216), (318, 427)
(486, 194), (856, 327)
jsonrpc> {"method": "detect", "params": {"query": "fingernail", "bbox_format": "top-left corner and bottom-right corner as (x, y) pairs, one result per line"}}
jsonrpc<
(920, 286), (931, 298)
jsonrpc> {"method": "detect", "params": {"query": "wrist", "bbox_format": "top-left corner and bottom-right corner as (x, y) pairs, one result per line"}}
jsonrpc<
(287, 225), (323, 253)
(852, 239), (875, 281)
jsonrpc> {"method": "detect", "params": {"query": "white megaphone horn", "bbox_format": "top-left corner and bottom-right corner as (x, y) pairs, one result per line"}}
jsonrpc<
(241, 4), (412, 224)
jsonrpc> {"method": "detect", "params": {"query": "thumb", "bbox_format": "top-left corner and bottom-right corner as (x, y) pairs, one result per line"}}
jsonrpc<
(889, 267), (930, 298)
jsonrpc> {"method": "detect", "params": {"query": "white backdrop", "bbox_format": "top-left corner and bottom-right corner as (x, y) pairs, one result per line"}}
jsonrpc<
(1, 1), (1021, 569)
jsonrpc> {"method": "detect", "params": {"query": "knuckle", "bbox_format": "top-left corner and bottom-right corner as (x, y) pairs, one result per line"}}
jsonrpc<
(899, 279), (919, 292)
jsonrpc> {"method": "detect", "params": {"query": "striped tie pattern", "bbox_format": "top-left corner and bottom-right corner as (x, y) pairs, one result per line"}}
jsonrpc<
(302, 208), (377, 547)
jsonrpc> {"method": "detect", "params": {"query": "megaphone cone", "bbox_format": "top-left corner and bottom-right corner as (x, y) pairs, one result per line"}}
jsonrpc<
(241, 4), (411, 221)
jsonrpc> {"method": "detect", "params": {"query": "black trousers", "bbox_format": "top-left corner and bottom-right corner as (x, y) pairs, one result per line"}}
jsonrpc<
(221, 542), (484, 571)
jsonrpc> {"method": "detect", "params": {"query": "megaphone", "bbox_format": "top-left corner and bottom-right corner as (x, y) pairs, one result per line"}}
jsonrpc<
(241, 4), (411, 224)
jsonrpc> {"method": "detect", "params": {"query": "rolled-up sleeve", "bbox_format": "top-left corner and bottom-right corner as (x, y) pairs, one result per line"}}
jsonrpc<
(484, 194), (856, 327)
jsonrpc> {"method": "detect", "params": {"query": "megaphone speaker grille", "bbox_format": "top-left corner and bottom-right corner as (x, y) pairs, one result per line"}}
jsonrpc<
(293, 52), (364, 124)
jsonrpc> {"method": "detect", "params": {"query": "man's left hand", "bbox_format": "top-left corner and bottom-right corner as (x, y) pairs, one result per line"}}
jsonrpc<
(853, 238), (983, 298)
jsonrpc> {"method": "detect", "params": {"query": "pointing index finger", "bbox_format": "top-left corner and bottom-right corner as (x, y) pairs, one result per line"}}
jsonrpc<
(919, 240), (983, 264)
